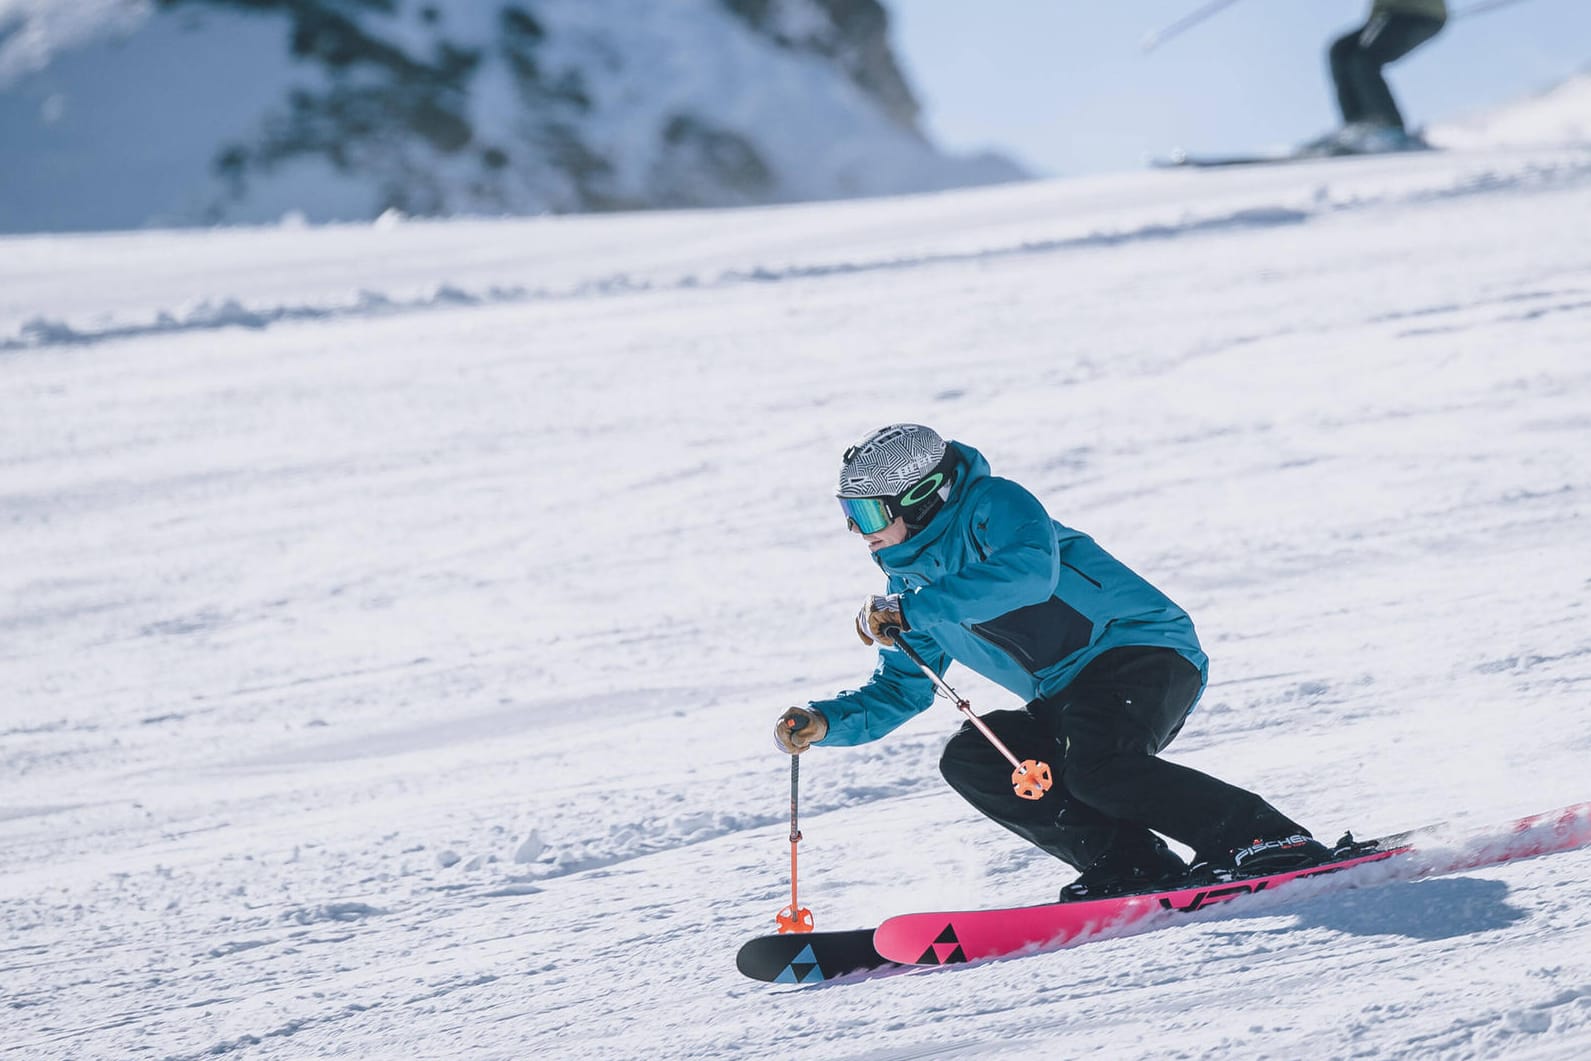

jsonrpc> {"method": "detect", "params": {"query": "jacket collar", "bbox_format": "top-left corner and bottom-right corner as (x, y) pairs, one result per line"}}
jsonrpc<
(871, 441), (990, 571)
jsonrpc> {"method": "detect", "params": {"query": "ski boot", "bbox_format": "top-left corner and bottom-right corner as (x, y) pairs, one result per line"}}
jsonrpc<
(1060, 835), (1188, 902)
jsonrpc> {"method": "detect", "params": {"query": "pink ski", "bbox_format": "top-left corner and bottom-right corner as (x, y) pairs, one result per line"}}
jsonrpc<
(874, 801), (1591, 967)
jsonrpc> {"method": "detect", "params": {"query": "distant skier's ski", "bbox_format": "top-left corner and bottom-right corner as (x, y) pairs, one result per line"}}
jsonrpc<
(735, 928), (898, 984)
(1153, 149), (1303, 169)
(874, 802), (1591, 968)
(1152, 144), (1437, 169)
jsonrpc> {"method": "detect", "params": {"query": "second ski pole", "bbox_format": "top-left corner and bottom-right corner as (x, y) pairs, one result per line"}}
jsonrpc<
(885, 630), (1054, 801)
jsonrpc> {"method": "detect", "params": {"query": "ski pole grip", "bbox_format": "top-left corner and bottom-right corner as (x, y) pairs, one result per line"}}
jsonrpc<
(885, 626), (917, 661)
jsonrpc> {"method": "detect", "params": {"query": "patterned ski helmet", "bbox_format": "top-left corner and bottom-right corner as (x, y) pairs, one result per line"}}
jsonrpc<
(836, 424), (957, 533)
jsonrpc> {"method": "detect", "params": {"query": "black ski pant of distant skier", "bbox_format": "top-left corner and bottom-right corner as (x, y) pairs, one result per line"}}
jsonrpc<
(1329, 13), (1445, 131)
(938, 646), (1306, 872)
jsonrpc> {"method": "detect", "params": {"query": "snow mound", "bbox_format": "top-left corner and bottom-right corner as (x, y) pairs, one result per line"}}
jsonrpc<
(1430, 69), (1591, 149)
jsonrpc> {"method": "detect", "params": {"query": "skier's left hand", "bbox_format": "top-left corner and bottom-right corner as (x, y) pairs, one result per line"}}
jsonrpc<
(855, 593), (907, 647)
(775, 707), (828, 754)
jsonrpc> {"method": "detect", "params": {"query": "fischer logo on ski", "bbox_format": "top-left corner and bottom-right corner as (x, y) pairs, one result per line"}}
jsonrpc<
(776, 944), (826, 984)
(915, 924), (967, 965)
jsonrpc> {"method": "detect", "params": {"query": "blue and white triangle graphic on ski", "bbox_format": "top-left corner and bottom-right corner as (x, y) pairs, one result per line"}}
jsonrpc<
(774, 943), (825, 983)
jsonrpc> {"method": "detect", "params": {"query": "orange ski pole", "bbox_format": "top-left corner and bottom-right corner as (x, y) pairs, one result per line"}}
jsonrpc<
(774, 738), (815, 933)
(887, 629), (1054, 801)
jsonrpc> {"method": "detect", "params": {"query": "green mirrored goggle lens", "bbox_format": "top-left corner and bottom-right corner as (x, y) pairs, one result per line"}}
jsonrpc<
(838, 496), (894, 534)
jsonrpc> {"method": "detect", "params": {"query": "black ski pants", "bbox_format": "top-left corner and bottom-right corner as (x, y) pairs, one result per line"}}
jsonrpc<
(1329, 13), (1445, 131)
(938, 646), (1304, 871)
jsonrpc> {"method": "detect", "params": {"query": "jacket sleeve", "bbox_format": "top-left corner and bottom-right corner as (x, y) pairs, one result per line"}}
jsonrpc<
(902, 480), (1058, 630)
(807, 631), (947, 746)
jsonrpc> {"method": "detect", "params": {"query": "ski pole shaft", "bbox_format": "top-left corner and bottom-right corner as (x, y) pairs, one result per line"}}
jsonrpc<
(775, 730), (814, 933)
(788, 753), (802, 914)
(886, 630), (1054, 801)
(892, 637), (1022, 771)
(789, 749), (801, 844)
(1141, 0), (1246, 52)
(1451, 0), (1538, 18)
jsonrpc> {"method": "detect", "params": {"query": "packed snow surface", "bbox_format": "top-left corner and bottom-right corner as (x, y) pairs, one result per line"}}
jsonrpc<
(3, 143), (1590, 1059)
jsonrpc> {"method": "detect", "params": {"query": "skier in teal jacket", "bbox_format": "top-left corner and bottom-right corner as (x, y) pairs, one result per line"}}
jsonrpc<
(776, 425), (1328, 899)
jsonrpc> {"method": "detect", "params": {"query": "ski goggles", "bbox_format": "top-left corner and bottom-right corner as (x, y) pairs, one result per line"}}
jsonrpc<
(838, 495), (897, 534)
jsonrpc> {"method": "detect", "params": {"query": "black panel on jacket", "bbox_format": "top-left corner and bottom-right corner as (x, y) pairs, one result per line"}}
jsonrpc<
(970, 596), (1094, 674)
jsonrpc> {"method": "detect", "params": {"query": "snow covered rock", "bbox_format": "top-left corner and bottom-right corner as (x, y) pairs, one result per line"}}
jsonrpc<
(0, 0), (1023, 232)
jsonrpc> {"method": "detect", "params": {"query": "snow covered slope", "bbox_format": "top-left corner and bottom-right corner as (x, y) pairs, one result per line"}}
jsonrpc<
(3, 143), (1590, 1059)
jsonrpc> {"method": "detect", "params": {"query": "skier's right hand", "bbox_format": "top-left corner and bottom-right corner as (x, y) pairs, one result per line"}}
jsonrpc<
(774, 707), (828, 754)
(856, 593), (906, 648)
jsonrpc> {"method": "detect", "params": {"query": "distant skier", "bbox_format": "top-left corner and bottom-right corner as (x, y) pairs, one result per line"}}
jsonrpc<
(1321, 0), (1448, 153)
(774, 424), (1329, 900)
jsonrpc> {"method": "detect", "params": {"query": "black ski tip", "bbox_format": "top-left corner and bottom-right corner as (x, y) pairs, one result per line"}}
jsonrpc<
(736, 928), (898, 984)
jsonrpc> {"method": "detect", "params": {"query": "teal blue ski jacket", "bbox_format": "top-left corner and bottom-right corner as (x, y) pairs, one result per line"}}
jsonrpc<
(811, 442), (1208, 746)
